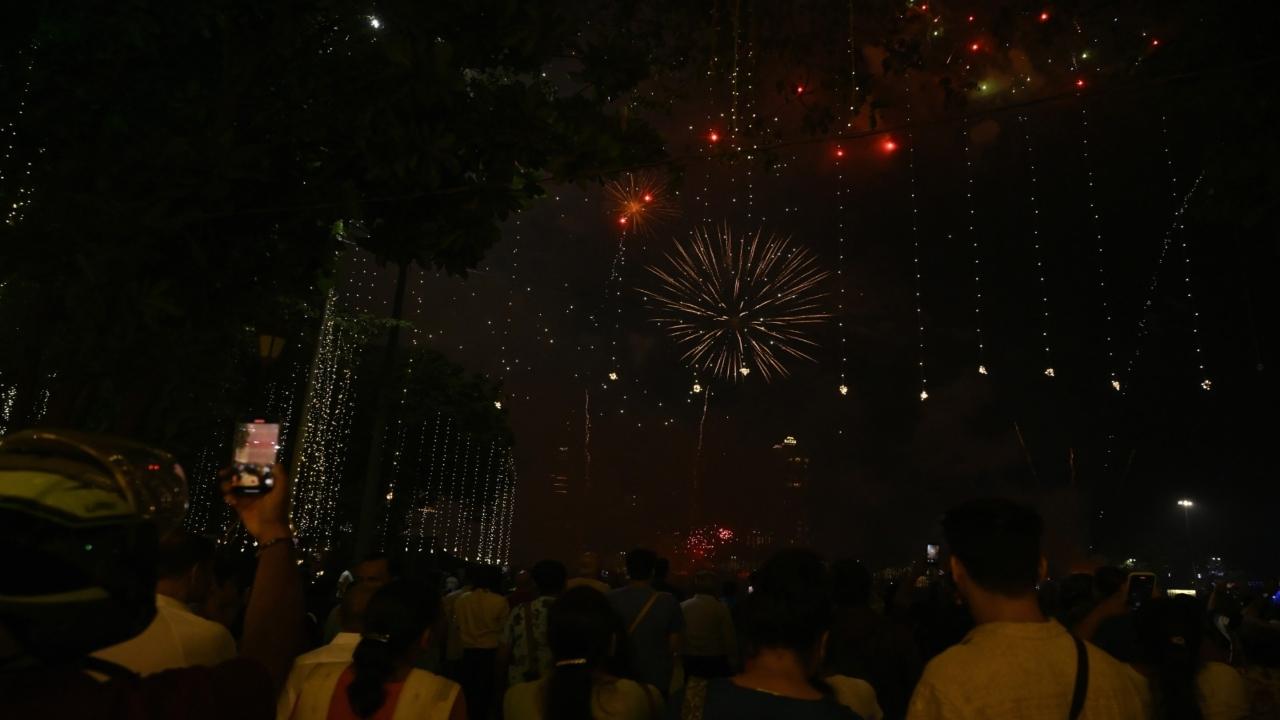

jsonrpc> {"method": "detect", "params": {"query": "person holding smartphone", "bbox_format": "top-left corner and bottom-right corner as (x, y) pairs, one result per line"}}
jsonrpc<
(0, 430), (305, 720)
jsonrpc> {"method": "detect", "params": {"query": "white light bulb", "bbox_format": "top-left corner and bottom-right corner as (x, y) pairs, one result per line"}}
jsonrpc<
(1044, 367), (1055, 377)
(919, 389), (929, 401)
(978, 365), (988, 375)
(608, 372), (618, 381)
(838, 384), (849, 396)
(1110, 379), (1121, 391)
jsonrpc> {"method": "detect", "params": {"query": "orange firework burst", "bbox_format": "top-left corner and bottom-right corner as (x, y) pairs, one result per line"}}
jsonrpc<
(604, 171), (677, 234)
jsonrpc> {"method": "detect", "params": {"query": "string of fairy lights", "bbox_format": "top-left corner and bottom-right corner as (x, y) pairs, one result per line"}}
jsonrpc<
(905, 79), (928, 402)
(1018, 113), (1055, 378)
(963, 118), (988, 376)
(1078, 103), (1119, 391)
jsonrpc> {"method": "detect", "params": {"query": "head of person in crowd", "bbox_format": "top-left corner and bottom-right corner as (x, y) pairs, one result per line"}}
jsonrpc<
(445, 575), (460, 593)
(624, 548), (657, 585)
(830, 559), (873, 610)
(155, 530), (218, 606)
(545, 587), (627, 720)
(721, 580), (738, 601)
(693, 571), (719, 598)
(348, 579), (440, 718)
(352, 552), (395, 591)
(577, 552), (603, 580)
(512, 569), (533, 594)
(471, 564), (503, 593)
(532, 560), (568, 598)
(1095, 565), (1127, 600)
(734, 548), (834, 682)
(941, 498), (1046, 623)
(201, 549), (254, 630)
(1134, 595), (1205, 720)
(340, 580), (379, 635)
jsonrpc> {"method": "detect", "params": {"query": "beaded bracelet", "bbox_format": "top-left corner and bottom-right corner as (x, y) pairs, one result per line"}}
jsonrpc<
(255, 535), (297, 556)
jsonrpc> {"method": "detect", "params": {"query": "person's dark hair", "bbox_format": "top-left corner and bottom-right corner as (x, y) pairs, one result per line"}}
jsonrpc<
(210, 547), (255, 590)
(1095, 566), (1127, 598)
(734, 548), (833, 662)
(155, 530), (216, 579)
(1136, 596), (1206, 720)
(693, 571), (719, 597)
(830, 558), (872, 608)
(941, 498), (1043, 596)
(348, 580), (439, 718)
(470, 564), (503, 593)
(532, 559), (568, 597)
(546, 587), (624, 720)
(721, 580), (738, 599)
(355, 551), (400, 578)
(624, 548), (657, 581)
(654, 557), (671, 581)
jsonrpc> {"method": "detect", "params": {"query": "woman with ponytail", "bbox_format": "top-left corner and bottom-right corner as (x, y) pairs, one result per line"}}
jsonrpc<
(1135, 595), (1249, 720)
(504, 587), (664, 720)
(283, 579), (466, 720)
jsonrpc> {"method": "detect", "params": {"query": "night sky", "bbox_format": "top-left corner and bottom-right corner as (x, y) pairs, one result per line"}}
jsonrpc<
(351, 13), (1275, 573)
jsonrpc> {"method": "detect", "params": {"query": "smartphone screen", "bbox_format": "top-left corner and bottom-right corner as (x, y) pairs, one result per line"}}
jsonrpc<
(234, 420), (280, 466)
(1127, 573), (1156, 610)
(926, 544), (940, 564)
(231, 420), (279, 494)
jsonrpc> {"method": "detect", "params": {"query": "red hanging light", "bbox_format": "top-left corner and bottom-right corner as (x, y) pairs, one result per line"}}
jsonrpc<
(708, 130), (720, 143)
(881, 138), (898, 153)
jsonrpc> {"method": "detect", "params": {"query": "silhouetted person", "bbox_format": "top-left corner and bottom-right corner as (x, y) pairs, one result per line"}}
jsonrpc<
(608, 549), (683, 697)
(287, 579), (464, 719)
(906, 498), (1150, 719)
(1134, 595), (1248, 720)
(681, 572), (736, 680)
(672, 549), (866, 719)
(825, 559), (920, 720)
(505, 587), (664, 719)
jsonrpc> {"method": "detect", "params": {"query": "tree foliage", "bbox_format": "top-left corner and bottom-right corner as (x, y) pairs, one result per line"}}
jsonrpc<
(0, 0), (674, 451)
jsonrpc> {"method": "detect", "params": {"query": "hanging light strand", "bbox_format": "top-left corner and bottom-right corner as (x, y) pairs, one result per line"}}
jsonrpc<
(905, 80), (928, 401)
(963, 118), (988, 376)
(1019, 114), (1055, 377)
(1078, 103), (1117, 388)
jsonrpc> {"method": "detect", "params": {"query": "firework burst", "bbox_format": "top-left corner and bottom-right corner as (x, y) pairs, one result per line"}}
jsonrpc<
(641, 226), (832, 382)
(604, 171), (677, 235)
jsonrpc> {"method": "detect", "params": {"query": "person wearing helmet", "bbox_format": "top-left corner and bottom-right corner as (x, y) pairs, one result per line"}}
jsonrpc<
(0, 430), (305, 719)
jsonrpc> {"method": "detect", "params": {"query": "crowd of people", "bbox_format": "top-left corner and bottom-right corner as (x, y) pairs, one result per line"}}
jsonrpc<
(2, 432), (1279, 719)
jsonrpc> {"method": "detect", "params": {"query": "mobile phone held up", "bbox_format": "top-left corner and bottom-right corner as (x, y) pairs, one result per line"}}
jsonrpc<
(231, 418), (279, 496)
(926, 544), (940, 565)
(1127, 572), (1157, 611)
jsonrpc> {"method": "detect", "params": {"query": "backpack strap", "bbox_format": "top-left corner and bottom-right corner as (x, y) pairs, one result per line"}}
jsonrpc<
(1069, 635), (1089, 720)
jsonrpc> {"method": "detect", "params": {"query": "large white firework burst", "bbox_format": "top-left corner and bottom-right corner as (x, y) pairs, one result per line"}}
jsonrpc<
(641, 225), (832, 382)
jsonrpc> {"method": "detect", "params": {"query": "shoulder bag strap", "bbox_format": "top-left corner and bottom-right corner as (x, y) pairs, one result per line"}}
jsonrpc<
(629, 592), (661, 636)
(1069, 635), (1089, 720)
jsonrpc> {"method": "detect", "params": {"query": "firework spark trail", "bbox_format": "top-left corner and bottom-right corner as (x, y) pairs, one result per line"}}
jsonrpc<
(1125, 170), (1205, 389)
(641, 225), (831, 382)
(583, 388), (591, 495)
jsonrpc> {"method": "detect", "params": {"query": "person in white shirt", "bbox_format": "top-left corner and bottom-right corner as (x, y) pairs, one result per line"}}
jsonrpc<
(93, 530), (237, 675)
(278, 581), (378, 719)
(681, 571), (737, 679)
(907, 498), (1151, 720)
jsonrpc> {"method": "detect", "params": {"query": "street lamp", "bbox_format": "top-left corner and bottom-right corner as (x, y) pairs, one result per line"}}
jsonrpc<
(1177, 498), (1194, 532)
